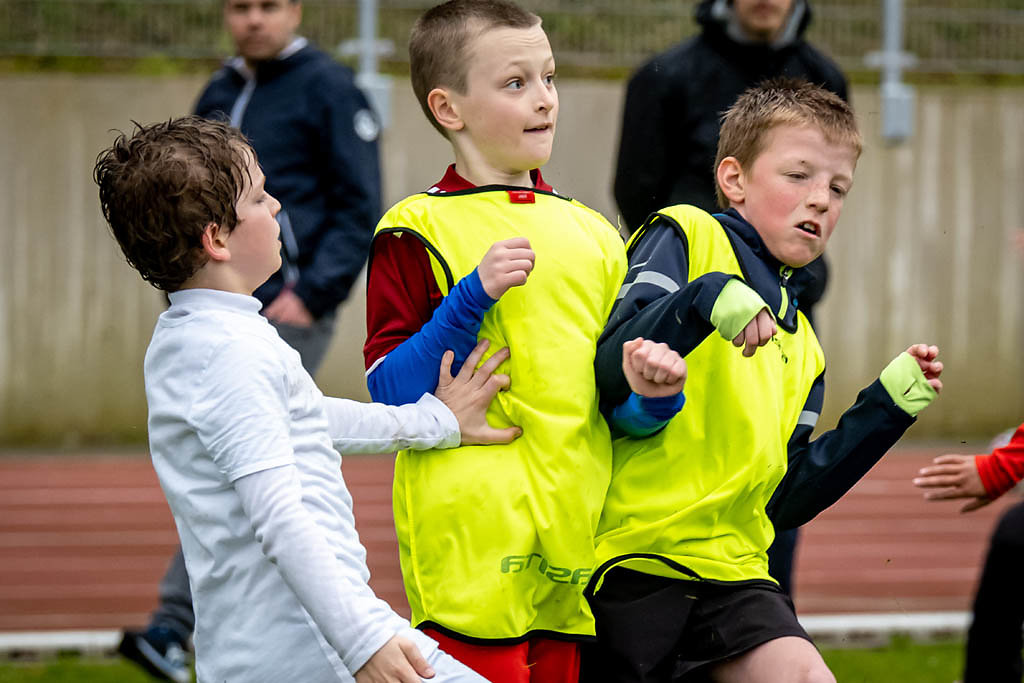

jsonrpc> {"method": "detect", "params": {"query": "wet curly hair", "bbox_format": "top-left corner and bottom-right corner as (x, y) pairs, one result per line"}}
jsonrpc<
(94, 116), (253, 291)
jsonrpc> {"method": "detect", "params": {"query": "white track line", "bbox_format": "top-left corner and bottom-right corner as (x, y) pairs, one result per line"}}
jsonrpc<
(0, 629), (120, 655)
(0, 613), (972, 655)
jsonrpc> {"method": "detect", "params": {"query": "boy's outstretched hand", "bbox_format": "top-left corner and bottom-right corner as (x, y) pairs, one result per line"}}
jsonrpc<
(907, 343), (944, 393)
(478, 237), (535, 299)
(913, 454), (990, 513)
(356, 635), (434, 683)
(435, 339), (522, 445)
(732, 308), (777, 358)
(622, 338), (687, 398)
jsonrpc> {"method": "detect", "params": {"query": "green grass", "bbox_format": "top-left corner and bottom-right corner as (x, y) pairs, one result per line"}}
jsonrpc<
(821, 636), (964, 682)
(0, 638), (965, 682)
(0, 655), (174, 683)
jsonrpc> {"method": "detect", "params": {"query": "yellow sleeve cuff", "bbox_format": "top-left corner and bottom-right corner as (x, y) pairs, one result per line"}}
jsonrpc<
(879, 352), (938, 417)
(710, 278), (770, 341)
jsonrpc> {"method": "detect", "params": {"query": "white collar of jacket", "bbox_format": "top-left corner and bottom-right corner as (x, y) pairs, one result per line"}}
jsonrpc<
(709, 0), (808, 49)
(227, 36), (309, 80)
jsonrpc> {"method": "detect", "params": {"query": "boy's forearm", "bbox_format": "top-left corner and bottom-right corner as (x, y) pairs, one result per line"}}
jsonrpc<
(608, 391), (686, 438)
(235, 466), (404, 674)
(771, 351), (941, 529)
(767, 379), (915, 530)
(322, 393), (460, 453)
(976, 423), (1024, 498)
(367, 269), (495, 405)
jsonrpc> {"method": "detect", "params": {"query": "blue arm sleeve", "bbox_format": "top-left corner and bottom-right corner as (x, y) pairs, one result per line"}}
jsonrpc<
(367, 269), (495, 406)
(609, 392), (686, 438)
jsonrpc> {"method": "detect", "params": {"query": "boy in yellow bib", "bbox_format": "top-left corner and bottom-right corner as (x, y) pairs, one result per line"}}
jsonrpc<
(361, 1), (687, 681)
(586, 79), (944, 682)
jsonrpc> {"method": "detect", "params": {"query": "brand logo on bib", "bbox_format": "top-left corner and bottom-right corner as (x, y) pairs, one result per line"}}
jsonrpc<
(501, 553), (592, 585)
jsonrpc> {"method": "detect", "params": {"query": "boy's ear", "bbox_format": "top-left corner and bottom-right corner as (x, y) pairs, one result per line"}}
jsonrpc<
(716, 156), (746, 206)
(200, 222), (231, 262)
(427, 87), (465, 133)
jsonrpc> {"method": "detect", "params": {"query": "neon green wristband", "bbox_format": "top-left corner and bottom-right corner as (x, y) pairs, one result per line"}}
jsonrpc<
(879, 352), (938, 417)
(710, 278), (771, 341)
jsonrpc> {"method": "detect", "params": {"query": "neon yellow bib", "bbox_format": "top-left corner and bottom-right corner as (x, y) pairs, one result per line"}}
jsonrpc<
(593, 205), (825, 589)
(374, 187), (626, 639)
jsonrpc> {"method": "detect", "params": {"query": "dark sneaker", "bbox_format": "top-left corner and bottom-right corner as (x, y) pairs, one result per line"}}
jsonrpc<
(117, 625), (191, 683)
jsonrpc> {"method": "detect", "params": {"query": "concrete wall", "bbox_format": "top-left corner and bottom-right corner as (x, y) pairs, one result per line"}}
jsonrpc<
(1, 74), (1022, 444)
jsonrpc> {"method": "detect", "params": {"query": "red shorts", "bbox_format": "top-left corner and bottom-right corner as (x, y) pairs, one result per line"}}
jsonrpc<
(423, 628), (581, 683)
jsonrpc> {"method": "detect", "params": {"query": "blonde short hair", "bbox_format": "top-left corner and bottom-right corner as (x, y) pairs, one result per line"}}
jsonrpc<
(409, 0), (540, 136)
(714, 77), (861, 209)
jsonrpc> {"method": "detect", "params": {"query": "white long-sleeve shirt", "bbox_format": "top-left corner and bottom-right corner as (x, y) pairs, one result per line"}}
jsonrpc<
(145, 288), (486, 683)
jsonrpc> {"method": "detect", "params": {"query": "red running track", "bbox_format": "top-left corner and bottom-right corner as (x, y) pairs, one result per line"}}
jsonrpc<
(0, 445), (1013, 633)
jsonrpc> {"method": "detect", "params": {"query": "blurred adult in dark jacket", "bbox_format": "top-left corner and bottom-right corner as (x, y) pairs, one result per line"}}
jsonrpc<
(195, 0), (381, 374)
(612, 0), (849, 596)
(614, 0), (847, 234)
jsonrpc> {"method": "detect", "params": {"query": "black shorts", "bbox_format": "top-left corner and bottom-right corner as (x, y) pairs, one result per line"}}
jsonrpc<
(581, 567), (812, 683)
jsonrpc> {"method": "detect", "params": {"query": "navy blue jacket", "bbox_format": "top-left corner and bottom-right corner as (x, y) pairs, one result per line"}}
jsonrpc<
(595, 209), (915, 530)
(195, 44), (381, 318)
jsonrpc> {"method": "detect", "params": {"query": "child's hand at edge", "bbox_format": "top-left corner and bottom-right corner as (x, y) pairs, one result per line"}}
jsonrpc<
(913, 454), (991, 513)
(355, 634), (435, 682)
(478, 237), (535, 299)
(732, 308), (776, 358)
(907, 343), (943, 393)
(622, 338), (687, 398)
(434, 338), (522, 445)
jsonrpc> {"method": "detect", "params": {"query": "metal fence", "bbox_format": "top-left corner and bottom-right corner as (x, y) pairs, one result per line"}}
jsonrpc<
(3, 76), (1024, 441)
(1, 0), (1023, 75)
